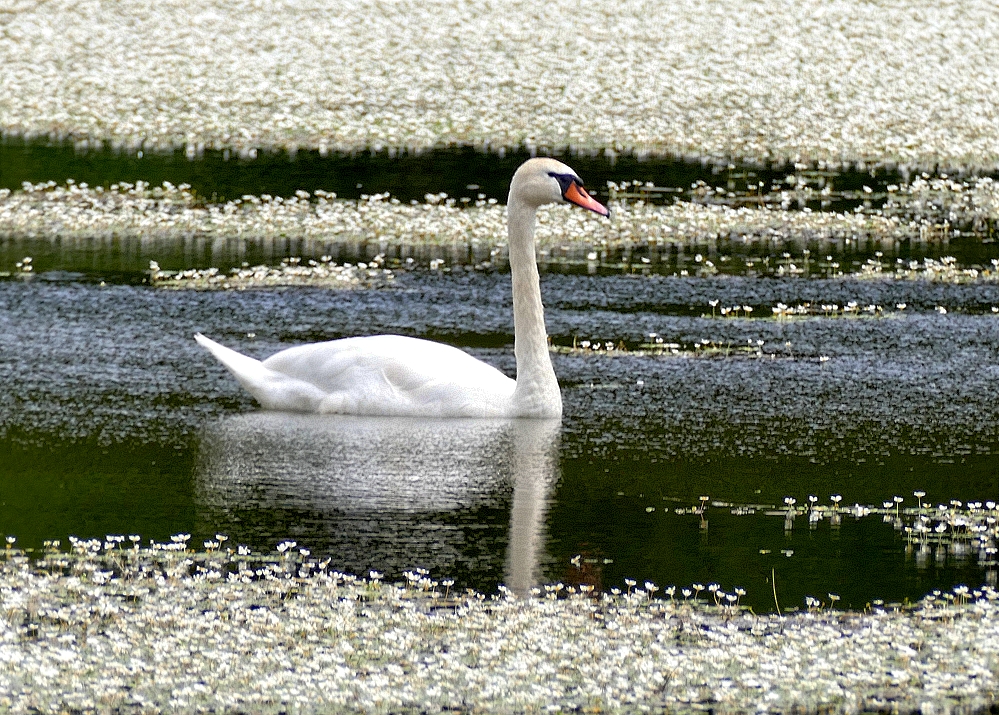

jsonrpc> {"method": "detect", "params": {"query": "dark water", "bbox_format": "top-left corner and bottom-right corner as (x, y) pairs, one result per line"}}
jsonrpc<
(0, 136), (907, 206)
(2, 268), (997, 612)
(5, 232), (999, 285)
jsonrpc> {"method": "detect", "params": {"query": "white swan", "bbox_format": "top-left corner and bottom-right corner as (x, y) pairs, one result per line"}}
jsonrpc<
(194, 157), (609, 418)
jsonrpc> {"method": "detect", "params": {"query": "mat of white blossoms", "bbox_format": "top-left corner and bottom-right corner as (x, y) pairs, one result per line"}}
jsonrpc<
(148, 256), (395, 290)
(2, 0), (999, 172)
(0, 537), (997, 715)
(3, 178), (999, 277)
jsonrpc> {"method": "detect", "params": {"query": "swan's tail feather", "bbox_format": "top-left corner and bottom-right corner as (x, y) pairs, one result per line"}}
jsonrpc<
(195, 333), (266, 379)
(194, 333), (326, 411)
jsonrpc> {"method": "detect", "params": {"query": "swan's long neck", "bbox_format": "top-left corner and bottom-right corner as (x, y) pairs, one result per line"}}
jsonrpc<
(508, 197), (562, 417)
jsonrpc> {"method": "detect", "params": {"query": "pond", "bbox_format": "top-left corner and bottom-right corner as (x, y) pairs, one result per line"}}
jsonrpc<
(2, 259), (998, 614)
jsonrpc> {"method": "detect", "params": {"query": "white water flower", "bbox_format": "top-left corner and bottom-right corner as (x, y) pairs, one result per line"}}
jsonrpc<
(3, 0), (999, 172)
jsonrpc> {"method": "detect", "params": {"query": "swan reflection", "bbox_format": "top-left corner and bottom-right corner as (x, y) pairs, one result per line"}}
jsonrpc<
(195, 413), (560, 593)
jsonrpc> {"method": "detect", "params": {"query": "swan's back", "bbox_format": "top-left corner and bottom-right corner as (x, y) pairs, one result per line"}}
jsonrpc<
(261, 335), (516, 416)
(263, 334), (511, 392)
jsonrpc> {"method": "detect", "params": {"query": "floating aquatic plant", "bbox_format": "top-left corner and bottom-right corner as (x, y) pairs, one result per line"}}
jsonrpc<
(148, 255), (394, 290)
(3, 0), (999, 173)
(698, 494), (999, 577)
(857, 255), (999, 284)
(6, 179), (999, 275)
(1, 535), (998, 714)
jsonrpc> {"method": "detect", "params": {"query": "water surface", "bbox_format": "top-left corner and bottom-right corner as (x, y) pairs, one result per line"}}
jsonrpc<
(0, 137), (913, 207)
(1, 270), (997, 611)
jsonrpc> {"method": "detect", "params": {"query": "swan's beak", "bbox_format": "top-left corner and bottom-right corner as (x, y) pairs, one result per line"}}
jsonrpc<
(564, 182), (610, 217)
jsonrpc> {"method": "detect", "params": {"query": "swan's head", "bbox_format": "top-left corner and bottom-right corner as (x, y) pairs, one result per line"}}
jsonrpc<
(510, 158), (610, 217)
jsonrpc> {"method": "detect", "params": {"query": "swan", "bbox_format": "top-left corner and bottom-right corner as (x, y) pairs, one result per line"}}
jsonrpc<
(194, 157), (609, 418)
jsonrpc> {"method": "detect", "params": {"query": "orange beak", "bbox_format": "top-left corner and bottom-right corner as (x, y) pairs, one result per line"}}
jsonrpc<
(564, 182), (610, 217)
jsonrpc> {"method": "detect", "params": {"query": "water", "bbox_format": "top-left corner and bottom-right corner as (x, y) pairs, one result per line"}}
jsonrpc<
(2, 268), (997, 612)
(0, 137), (910, 207)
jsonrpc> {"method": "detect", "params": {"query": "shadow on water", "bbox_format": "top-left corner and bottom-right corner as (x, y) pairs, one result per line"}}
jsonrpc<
(195, 413), (561, 595)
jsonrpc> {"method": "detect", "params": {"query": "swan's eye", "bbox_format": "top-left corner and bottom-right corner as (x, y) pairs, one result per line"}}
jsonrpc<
(548, 172), (581, 197)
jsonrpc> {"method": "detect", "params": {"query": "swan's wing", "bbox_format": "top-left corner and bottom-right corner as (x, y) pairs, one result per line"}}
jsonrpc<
(261, 335), (516, 416)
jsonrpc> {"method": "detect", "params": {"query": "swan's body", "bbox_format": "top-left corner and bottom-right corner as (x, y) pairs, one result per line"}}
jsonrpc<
(195, 333), (517, 416)
(195, 158), (608, 418)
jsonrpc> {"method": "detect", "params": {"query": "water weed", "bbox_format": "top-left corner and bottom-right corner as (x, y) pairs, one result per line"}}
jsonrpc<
(4, 179), (999, 274)
(1, 536), (997, 714)
(3, 0), (999, 172)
